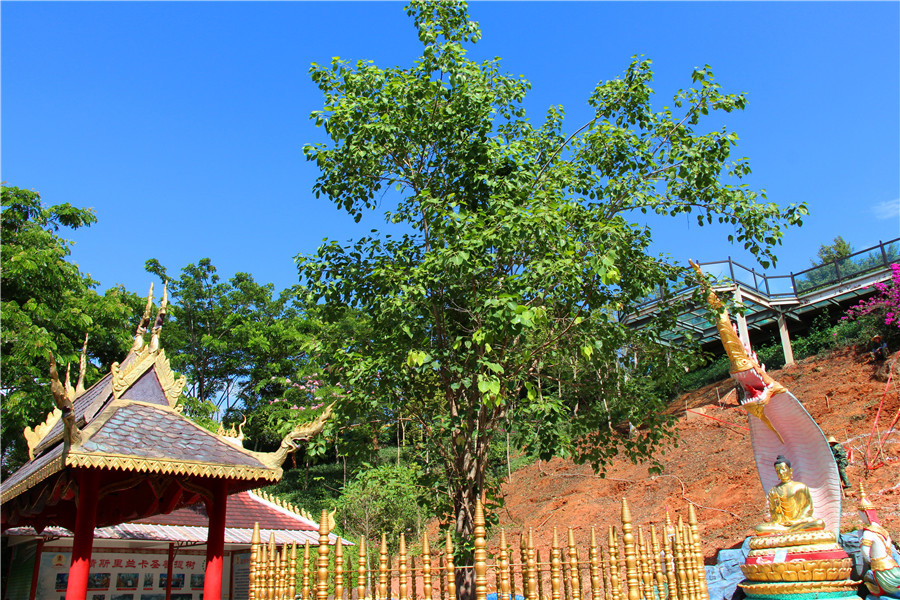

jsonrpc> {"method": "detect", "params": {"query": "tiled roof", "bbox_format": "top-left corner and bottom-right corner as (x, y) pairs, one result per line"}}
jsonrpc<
(5, 491), (351, 547)
(80, 403), (265, 468)
(138, 491), (316, 531)
(32, 373), (113, 456)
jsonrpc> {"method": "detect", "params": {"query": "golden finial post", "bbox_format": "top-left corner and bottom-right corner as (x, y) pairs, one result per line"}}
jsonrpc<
(336, 539), (345, 600)
(446, 531), (456, 600)
(275, 544), (284, 599)
(250, 522), (260, 600)
(318, 510), (331, 600)
(588, 527), (601, 600)
(519, 533), (528, 600)
(649, 525), (666, 598)
(498, 531), (510, 600)
(608, 526), (621, 600)
(687, 505), (708, 599)
(268, 533), (277, 600)
(379, 534), (389, 600)
(637, 528), (652, 600)
(474, 499), (488, 600)
(290, 543), (298, 600)
(303, 542), (312, 600)
(568, 528), (581, 600)
(400, 533), (409, 600)
(535, 549), (544, 600)
(620, 499), (640, 600)
(673, 520), (687, 600)
(551, 529), (562, 600)
(527, 529), (538, 600)
(258, 543), (268, 600)
(423, 531), (433, 600)
(357, 537), (367, 600)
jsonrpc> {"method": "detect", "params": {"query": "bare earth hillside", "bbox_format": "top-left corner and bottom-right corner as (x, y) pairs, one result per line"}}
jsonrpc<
(490, 348), (900, 563)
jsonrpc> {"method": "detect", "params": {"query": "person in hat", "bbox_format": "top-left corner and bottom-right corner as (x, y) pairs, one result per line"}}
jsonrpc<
(858, 482), (900, 598)
(871, 335), (888, 361)
(827, 435), (851, 489)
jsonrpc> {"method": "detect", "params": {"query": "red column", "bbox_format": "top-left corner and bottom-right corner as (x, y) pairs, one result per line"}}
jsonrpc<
(165, 542), (175, 600)
(28, 539), (44, 600)
(203, 479), (229, 600)
(65, 469), (100, 600)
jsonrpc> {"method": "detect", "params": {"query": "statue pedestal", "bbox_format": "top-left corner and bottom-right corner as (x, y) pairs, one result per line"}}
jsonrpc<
(738, 531), (858, 599)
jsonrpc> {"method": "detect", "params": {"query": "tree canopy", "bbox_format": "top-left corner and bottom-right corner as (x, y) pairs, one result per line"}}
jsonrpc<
(299, 0), (808, 544)
(1, 185), (140, 477)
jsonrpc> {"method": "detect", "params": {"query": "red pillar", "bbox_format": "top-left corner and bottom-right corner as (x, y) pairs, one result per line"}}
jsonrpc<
(203, 479), (228, 599)
(28, 539), (44, 600)
(165, 542), (175, 600)
(65, 469), (100, 600)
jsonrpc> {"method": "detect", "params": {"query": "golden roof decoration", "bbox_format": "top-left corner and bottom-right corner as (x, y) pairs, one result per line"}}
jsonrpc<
(131, 284), (155, 353)
(218, 416), (247, 449)
(23, 408), (62, 461)
(858, 481), (875, 511)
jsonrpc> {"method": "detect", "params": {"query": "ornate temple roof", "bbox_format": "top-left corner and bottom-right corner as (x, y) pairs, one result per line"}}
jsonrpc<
(0, 285), (314, 531)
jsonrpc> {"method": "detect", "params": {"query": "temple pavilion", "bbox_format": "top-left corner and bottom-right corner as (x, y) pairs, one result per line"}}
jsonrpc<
(0, 285), (330, 600)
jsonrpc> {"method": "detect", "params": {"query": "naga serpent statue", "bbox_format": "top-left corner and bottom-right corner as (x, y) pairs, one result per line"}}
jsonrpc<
(690, 261), (842, 537)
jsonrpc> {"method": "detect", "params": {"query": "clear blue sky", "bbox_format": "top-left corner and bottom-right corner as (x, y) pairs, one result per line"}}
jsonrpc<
(3, 1), (898, 296)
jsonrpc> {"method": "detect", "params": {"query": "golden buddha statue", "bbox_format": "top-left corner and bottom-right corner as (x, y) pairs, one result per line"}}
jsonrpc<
(754, 455), (825, 534)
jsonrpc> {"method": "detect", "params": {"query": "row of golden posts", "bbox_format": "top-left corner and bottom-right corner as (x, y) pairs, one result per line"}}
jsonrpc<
(249, 498), (710, 600)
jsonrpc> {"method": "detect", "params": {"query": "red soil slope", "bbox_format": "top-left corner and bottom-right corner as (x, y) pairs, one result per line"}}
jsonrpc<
(491, 348), (900, 562)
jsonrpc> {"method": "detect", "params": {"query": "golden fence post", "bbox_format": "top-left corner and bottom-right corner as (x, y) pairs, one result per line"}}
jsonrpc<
(379, 534), (389, 600)
(275, 544), (283, 600)
(568, 528), (581, 600)
(550, 529), (562, 600)
(562, 550), (570, 600)
(290, 543), (298, 600)
(662, 514), (677, 600)
(536, 549), (545, 600)
(620, 500), (639, 600)
(284, 542), (292, 599)
(357, 537), (368, 600)
(688, 505), (708, 600)
(607, 527), (621, 600)
(588, 527), (601, 600)
(599, 544), (611, 600)
(259, 542), (268, 600)
(446, 531), (456, 600)
(678, 518), (696, 600)
(641, 528), (657, 600)
(303, 542), (312, 600)
(336, 539), (345, 600)
(475, 498), (488, 600)
(498, 531), (510, 600)
(440, 555), (447, 600)
(649, 526), (665, 600)
(250, 522), (260, 600)
(672, 520), (686, 600)
(318, 511), (331, 600)
(268, 533), (277, 600)
(527, 529), (538, 600)
(423, 532), (433, 600)
(518, 533), (528, 600)
(400, 533), (409, 600)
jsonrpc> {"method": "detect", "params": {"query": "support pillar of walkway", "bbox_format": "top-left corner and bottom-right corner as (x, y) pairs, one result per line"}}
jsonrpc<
(777, 311), (795, 367)
(733, 287), (751, 349)
(65, 469), (101, 600)
(203, 479), (228, 600)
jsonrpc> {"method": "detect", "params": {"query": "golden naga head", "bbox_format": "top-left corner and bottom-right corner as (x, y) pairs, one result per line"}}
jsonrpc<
(689, 260), (786, 398)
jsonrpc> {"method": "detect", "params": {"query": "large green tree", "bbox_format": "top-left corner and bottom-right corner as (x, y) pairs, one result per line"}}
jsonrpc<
(1, 185), (140, 477)
(298, 0), (807, 550)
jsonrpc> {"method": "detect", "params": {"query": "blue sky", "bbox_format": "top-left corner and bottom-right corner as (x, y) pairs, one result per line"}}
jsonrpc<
(2, 1), (898, 296)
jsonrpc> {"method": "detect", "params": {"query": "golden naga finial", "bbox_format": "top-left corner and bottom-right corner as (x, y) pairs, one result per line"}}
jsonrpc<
(260, 403), (336, 468)
(132, 283), (155, 352)
(75, 333), (88, 397)
(148, 282), (168, 353)
(48, 351), (82, 448)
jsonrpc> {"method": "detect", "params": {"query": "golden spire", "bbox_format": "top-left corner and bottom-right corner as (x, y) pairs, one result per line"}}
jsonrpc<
(858, 481), (875, 510)
(148, 282), (168, 353)
(75, 333), (88, 397)
(132, 283), (155, 352)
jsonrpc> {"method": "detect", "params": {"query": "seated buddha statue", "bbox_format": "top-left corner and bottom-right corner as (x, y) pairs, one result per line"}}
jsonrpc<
(754, 455), (825, 534)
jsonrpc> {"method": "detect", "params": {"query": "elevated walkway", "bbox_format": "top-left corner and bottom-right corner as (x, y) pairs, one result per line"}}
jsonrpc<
(626, 238), (899, 364)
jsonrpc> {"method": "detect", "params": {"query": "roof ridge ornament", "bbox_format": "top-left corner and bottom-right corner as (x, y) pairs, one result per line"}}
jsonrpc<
(148, 282), (168, 354)
(131, 283), (155, 353)
(48, 351), (83, 449)
(75, 333), (89, 397)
